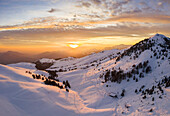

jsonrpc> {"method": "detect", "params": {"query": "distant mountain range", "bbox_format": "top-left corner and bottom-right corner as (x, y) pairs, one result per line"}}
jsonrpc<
(0, 51), (34, 64)
(0, 51), (70, 64)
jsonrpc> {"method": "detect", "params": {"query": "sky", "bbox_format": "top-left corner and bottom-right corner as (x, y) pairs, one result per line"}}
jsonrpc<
(0, 0), (170, 56)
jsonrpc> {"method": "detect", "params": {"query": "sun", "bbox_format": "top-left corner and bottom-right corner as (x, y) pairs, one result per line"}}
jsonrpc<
(68, 44), (79, 48)
(67, 42), (80, 48)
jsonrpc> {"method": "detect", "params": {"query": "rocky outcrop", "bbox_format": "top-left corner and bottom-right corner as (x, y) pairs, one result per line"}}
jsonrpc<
(35, 60), (53, 70)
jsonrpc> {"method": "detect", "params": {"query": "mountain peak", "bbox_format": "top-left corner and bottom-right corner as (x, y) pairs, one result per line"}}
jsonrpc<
(153, 33), (165, 37)
(149, 33), (169, 45)
(150, 33), (169, 40)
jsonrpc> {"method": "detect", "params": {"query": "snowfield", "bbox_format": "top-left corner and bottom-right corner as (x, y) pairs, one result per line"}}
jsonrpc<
(0, 34), (170, 116)
(0, 64), (115, 116)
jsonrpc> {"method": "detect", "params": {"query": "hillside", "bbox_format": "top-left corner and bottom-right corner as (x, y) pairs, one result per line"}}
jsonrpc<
(0, 34), (169, 116)
(35, 49), (122, 70)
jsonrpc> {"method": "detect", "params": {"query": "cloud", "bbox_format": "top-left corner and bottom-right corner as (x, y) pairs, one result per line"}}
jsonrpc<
(139, 1), (147, 6)
(91, 0), (101, 5)
(0, 21), (169, 54)
(20, 40), (49, 43)
(102, 0), (131, 12)
(107, 14), (170, 24)
(77, 0), (168, 18)
(105, 44), (132, 50)
(76, 0), (102, 8)
(0, 13), (170, 32)
(77, 14), (102, 19)
(0, 36), (14, 40)
(81, 2), (91, 7)
(1, 22), (170, 43)
(123, 8), (142, 14)
(48, 8), (60, 13)
(162, 0), (170, 4)
(43, 0), (60, 3)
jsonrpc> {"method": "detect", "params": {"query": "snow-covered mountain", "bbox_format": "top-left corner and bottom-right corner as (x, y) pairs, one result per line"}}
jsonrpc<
(0, 34), (169, 116)
(35, 49), (122, 71)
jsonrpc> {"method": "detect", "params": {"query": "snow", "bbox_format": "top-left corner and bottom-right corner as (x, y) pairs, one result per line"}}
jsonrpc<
(0, 64), (115, 116)
(48, 49), (122, 71)
(8, 62), (36, 70)
(0, 60), (169, 116)
(0, 34), (169, 116)
(39, 58), (56, 63)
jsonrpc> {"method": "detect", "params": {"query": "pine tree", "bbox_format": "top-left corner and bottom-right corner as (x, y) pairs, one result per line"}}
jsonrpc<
(136, 78), (138, 82)
(152, 97), (154, 101)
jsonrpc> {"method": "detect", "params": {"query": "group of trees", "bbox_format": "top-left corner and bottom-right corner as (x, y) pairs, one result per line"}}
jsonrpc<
(163, 37), (170, 49)
(63, 80), (71, 89)
(116, 38), (155, 62)
(44, 79), (64, 89)
(102, 60), (152, 83)
(26, 71), (71, 92)
(25, 71), (32, 74)
(32, 74), (42, 80)
(115, 36), (169, 66)
(49, 66), (79, 72)
(152, 44), (169, 60)
(104, 35), (169, 85)
(43, 79), (71, 92)
(158, 76), (170, 88)
(45, 70), (58, 78)
(134, 76), (169, 101)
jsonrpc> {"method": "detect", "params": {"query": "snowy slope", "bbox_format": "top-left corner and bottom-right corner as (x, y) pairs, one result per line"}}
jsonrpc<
(38, 49), (122, 71)
(0, 34), (169, 116)
(0, 64), (115, 116)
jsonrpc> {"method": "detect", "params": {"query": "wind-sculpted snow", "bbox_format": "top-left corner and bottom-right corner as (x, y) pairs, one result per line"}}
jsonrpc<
(0, 34), (170, 116)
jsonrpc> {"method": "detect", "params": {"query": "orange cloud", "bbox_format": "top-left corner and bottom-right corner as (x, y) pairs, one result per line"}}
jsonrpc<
(0, 25), (56, 31)
(107, 14), (170, 24)
(0, 13), (170, 32)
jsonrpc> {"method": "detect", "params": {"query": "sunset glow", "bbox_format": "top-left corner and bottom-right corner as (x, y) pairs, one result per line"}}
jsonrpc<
(0, 0), (169, 56)
(68, 44), (79, 48)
